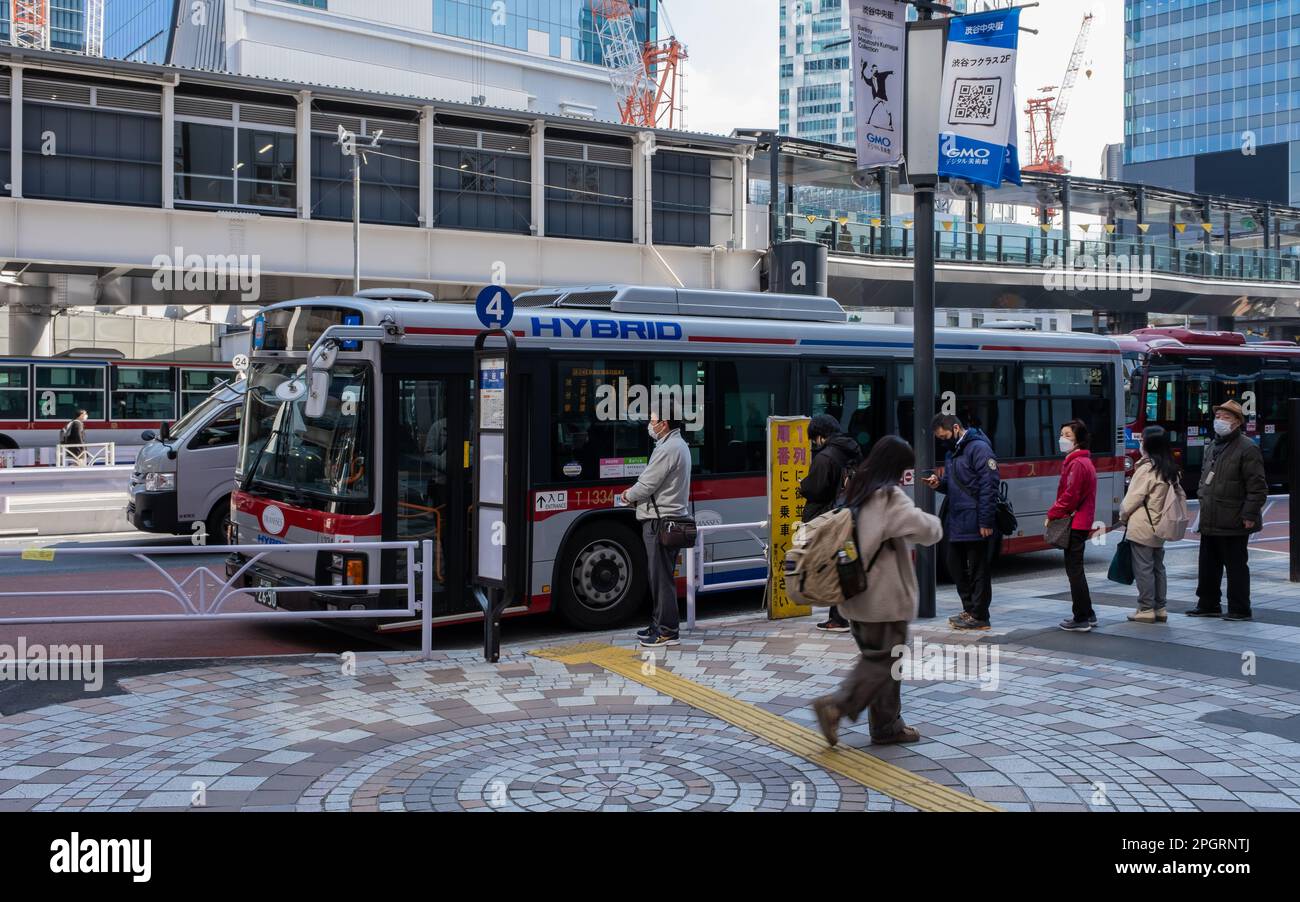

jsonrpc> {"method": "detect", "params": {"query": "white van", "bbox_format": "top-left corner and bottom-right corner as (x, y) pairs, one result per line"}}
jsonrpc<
(127, 379), (246, 541)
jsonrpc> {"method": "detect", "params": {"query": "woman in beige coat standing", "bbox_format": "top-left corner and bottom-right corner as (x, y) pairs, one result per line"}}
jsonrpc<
(812, 436), (943, 747)
(1119, 425), (1181, 623)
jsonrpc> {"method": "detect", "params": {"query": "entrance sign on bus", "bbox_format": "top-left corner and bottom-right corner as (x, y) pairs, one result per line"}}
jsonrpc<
(767, 416), (813, 621)
(476, 285), (514, 331)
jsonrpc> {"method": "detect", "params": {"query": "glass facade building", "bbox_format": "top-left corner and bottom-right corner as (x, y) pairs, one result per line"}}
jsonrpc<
(433, 0), (658, 66)
(103, 0), (174, 62)
(1124, 0), (1300, 205)
(779, 0), (967, 147)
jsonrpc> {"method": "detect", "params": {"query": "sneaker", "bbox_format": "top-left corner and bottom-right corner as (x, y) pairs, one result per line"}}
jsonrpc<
(1058, 618), (1092, 632)
(948, 611), (974, 626)
(1185, 608), (1222, 617)
(1155, 608), (1168, 623)
(952, 617), (991, 631)
(1088, 615), (1098, 626)
(816, 619), (851, 633)
(871, 725), (922, 745)
(635, 626), (657, 642)
(1223, 612), (1253, 622)
(1127, 609), (1157, 623)
(640, 630), (680, 648)
(812, 696), (842, 747)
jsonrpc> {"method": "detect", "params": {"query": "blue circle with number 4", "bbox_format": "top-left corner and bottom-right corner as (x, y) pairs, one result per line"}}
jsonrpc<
(476, 285), (514, 330)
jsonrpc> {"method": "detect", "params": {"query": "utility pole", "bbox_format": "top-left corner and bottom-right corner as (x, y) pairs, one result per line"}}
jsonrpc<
(337, 125), (381, 296)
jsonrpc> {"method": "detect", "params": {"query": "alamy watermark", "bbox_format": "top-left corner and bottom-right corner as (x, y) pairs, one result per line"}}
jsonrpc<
(0, 638), (104, 691)
(891, 636), (1000, 691)
(1042, 252), (1152, 304)
(594, 377), (705, 431)
(151, 247), (262, 303)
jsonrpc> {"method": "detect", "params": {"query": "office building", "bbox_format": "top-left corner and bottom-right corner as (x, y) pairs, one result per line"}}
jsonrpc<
(1123, 0), (1300, 206)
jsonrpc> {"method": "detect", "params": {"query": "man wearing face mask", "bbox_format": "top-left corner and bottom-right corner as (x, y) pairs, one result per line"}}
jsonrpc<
(924, 414), (1000, 630)
(619, 413), (692, 647)
(799, 414), (864, 632)
(1188, 400), (1267, 621)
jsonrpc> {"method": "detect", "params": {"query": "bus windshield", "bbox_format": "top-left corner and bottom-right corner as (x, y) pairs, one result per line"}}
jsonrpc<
(240, 362), (371, 504)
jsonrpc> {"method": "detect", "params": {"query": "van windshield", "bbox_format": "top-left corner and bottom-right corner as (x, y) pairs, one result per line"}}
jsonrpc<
(240, 362), (371, 504)
(169, 393), (225, 438)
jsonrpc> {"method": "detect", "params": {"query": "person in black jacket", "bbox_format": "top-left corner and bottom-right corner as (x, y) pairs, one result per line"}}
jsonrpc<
(799, 413), (862, 632)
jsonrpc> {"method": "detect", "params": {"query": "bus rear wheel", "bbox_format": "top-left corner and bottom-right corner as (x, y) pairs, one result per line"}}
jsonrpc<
(555, 521), (647, 630)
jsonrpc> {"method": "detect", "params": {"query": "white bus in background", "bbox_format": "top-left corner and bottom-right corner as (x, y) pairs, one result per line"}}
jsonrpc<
(225, 286), (1125, 632)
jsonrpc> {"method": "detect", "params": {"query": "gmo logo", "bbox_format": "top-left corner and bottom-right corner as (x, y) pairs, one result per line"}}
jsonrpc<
(866, 133), (892, 148)
(944, 146), (991, 159)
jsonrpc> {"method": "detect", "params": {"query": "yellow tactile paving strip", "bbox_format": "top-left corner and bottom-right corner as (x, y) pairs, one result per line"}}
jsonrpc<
(532, 642), (1000, 812)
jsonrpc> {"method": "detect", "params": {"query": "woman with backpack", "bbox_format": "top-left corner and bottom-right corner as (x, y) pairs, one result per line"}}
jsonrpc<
(1119, 425), (1184, 623)
(810, 436), (942, 748)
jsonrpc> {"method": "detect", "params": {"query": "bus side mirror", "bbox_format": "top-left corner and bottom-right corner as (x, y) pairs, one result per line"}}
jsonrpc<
(305, 370), (330, 419)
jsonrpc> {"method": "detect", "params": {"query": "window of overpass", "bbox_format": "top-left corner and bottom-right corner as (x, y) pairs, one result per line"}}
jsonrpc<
(22, 77), (161, 207)
(545, 137), (632, 242)
(173, 95), (296, 213)
(652, 150), (716, 248)
(433, 123), (532, 234)
(312, 113), (421, 227)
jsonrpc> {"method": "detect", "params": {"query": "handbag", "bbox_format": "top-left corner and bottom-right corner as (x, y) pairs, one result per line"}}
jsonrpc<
(1044, 516), (1072, 550)
(651, 498), (697, 550)
(945, 456), (1018, 537)
(1107, 537), (1135, 585)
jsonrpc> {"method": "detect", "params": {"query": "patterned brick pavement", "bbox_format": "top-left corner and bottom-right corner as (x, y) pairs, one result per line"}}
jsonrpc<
(1, 545), (1299, 812)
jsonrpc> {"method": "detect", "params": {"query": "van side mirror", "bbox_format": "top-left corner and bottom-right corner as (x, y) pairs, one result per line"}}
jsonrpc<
(141, 430), (157, 442)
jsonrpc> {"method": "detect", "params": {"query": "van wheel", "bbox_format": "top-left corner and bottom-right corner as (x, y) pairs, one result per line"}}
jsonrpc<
(555, 520), (647, 630)
(206, 496), (232, 546)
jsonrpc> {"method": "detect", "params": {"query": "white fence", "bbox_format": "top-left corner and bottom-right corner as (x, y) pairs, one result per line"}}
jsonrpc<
(0, 540), (437, 659)
(56, 442), (117, 467)
(0, 464), (132, 514)
(683, 519), (769, 630)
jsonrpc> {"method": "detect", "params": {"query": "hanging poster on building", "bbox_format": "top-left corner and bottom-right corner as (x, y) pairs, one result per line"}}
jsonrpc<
(767, 416), (812, 621)
(851, 2), (906, 168)
(936, 6), (1023, 187)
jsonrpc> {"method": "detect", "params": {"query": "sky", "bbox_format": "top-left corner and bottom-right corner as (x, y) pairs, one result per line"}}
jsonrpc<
(668, 0), (1125, 179)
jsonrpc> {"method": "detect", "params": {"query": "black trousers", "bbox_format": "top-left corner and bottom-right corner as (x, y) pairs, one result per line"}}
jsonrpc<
(642, 520), (681, 633)
(948, 539), (993, 621)
(829, 620), (909, 739)
(1196, 534), (1251, 616)
(1065, 528), (1095, 622)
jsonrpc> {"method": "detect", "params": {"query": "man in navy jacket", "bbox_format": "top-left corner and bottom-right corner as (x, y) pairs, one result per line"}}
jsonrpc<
(923, 414), (1001, 630)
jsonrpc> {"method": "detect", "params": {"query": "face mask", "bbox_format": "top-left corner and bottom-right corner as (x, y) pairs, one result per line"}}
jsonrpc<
(648, 423), (661, 440)
(1213, 419), (1233, 437)
(1059, 437), (1075, 454)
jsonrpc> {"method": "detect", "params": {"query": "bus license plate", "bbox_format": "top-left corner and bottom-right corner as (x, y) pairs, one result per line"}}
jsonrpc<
(256, 580), (277, 608)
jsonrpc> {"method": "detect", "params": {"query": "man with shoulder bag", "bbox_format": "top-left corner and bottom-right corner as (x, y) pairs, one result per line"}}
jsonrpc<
(619, 414), (694, 648)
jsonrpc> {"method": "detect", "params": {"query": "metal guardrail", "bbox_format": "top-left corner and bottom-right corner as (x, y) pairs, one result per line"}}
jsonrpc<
(683, 519), (769, 631)
(0, 539), (437, 660)
(57, 442), (117, 467)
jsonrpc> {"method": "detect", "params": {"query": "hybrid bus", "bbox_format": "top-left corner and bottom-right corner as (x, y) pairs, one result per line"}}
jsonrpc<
(226, 286), (1126, 631)
(1118, 327), (1300, 493)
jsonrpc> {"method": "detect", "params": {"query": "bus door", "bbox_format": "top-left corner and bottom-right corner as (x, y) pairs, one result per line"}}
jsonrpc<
(803, 363), (887, 456)
(383, 365), (476, 617)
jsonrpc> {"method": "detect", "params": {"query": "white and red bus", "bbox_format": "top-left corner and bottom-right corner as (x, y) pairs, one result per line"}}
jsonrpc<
(1117, 327), (1300, 493)
(0, 353), (234, 460)
(226, 286), (1125, 631)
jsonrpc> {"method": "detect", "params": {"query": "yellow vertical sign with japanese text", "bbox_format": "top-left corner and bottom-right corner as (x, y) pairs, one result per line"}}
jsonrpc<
(767, 416), (812, 620)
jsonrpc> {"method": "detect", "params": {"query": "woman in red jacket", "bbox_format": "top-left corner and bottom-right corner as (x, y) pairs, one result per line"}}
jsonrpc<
(1047, 419), (1098, 632)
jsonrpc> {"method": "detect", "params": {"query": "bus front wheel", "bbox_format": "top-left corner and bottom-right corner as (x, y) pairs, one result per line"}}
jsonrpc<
(555, 520), (647, 630)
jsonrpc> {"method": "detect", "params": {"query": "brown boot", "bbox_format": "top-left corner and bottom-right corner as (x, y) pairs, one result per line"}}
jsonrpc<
(871, 725), (921, 745)
(812, 696), (842, 747)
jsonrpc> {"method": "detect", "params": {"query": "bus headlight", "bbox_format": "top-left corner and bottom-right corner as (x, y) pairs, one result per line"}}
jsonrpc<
(144, 472), (176, 492)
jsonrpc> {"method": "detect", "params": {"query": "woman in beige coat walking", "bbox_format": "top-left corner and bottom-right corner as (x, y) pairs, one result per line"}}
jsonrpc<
(812, 436), (943, 747)
(1119, 425), (1181, 623)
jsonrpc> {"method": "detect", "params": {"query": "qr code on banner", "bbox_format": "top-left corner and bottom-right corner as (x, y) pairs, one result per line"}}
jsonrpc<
(948, 77), (1001, 127)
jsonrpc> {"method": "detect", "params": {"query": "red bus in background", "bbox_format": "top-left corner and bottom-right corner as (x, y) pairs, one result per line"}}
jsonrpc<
(1117, 327), (1300, 494)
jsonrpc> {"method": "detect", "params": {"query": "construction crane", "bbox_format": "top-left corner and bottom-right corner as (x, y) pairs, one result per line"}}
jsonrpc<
(1024, 12), (1094, 173)
(590, 0), (688, 129)
(86, 0), (105, 57)
(12, 0), (50, 50)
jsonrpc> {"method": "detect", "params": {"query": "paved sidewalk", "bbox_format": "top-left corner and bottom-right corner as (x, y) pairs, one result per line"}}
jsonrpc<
(1, 546), (1299, 812)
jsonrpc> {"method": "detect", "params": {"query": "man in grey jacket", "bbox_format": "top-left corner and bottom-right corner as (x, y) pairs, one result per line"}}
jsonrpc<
(618, 414), (692, 648)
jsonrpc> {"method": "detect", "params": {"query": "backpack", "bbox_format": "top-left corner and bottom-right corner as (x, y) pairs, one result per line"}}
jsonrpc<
(59, 421), (74, 444)
(782, 505), (884, 606)
(1148, 480), (1190, 542)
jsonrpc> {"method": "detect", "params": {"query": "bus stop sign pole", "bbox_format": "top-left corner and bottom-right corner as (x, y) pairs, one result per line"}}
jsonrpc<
(472, 329), (517, 662)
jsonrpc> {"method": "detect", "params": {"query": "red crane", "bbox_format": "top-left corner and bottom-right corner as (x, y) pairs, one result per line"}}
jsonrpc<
(590, 0), (688, 129)
(1024, 13), (1094, 174)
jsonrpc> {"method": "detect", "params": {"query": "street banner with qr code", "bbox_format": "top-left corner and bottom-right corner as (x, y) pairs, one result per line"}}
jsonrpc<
(767, 416), (812, 621)
(936, 7), (1023, 188)
(851, 2), (905, 168)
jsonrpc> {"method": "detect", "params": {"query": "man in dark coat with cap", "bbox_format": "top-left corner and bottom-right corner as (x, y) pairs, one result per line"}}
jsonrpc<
(1189, 399), (1267, 621)
(799, 413), (862, 632)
